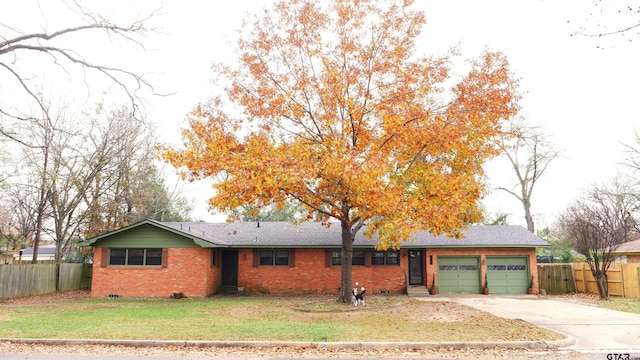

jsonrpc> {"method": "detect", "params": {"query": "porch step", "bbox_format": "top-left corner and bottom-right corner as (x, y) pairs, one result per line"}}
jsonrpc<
(407, 285), (430, 297)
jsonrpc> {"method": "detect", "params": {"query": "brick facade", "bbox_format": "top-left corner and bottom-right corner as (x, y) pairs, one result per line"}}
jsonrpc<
(237, 248), (406, 295)
(91, 246), (539, 297)
(91, 247), (221, 298)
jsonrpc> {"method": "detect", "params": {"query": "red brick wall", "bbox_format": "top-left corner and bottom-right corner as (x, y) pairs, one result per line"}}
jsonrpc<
(423, 248), (539, 294)
(92, 246), (539, 297)
(237, 248), (407, 295)
(91, 247), (220, 298)
(626, 255), (640, 263)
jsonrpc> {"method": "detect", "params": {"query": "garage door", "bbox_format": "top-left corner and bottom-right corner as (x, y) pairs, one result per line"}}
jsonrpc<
(437, 257), (480, 294)
(486, 257), (528, 294)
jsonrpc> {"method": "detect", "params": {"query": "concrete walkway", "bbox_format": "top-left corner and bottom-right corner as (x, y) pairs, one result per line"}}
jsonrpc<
(448, 295), (640, 353)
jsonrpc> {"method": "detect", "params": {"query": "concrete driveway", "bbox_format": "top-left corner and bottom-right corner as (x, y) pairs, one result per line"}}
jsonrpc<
(451, 295), (640, 353)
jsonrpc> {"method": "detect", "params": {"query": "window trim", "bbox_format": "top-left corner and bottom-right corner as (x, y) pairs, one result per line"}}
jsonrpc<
(372, 250), (400, 266)
(255, 249), (292, 267)
(107, 248), (164, 267)
(211, 249), (218, 267)
(330, 249), (367, 266)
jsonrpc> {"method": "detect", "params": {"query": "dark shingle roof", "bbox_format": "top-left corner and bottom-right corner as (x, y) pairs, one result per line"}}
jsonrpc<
(613, 239), (640, 253)
(157, 220), (548, 248)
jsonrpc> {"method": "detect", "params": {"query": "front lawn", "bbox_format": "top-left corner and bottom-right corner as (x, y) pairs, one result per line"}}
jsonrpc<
(556, 293), (640, 314)
(0, 292), (564, 342)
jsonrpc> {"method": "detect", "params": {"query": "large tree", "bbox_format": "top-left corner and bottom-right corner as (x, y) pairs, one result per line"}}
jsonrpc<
(162, 0), (520, 302)
(498, 117), (560, 233)
(559, 179), (639, 299)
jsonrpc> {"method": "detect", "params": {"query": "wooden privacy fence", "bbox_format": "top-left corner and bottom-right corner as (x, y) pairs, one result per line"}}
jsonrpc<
(537, 263), (640, 298)
(537, 264), (576, 294)
(0, 263), (89, 299)
(572, 262), (640, 299)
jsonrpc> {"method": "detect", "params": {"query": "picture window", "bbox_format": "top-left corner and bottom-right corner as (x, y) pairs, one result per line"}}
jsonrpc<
(259, 249), (290, 266)
(109, 248), (163, 266)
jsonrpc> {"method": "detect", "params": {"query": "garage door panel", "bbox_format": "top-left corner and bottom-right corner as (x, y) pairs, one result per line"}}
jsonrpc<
(487, 257), (528, 294)
(437, 257), (480, 294)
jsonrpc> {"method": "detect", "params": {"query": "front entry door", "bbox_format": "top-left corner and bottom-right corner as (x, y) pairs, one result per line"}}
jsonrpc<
(408, 250), (424, 285)
(221, 250), (239, 286)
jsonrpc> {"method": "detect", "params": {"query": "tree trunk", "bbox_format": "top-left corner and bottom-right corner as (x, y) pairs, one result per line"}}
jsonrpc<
(55, 237), (63, 292)
(523, 196), (535, 233)
(32, 144), (50, 264)
(594, 272), (609, 300)
(337, 220), (354, 303)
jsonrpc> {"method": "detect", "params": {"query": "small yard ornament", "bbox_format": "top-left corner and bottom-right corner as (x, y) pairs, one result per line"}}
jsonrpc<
(352, 282), (366, 306)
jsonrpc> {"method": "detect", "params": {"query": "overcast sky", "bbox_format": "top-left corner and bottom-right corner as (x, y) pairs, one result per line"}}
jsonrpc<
(2, 0), (639, 230)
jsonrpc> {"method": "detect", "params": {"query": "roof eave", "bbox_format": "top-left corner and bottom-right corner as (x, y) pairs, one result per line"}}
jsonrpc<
(85, 219), (226, 248)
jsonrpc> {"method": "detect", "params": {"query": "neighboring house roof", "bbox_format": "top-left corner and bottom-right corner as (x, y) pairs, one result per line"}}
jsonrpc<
(86, 219), (549, 249)
(612, 239), (640, 254)
(15, 246), (56, 260)
(21, 247), (56, 255)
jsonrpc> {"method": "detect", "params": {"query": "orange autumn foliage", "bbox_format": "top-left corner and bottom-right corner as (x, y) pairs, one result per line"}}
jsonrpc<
(161, 0), (520, 300)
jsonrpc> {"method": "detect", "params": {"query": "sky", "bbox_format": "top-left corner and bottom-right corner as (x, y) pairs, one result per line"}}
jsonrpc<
(2, 0), (639, 230)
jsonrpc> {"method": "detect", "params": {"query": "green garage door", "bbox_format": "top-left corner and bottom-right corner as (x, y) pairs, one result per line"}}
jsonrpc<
(486, 257), (529, 294)
(437, 257), (480, 294)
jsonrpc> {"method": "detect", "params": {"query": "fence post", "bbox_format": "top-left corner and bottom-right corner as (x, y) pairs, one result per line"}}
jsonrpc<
(621, 264), (626, 298)
(571, 263), (577, 293)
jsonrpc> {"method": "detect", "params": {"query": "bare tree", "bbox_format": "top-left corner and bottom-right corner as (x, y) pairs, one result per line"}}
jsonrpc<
(497, 118), (560, 233)
(558, 179), (639, 299)
(0, 2), (158, 145)
(11, 100), (191, 274)
(0, 203), (27, 261)
(2, 183), (41, 248)
(571, 1), (639, 47)
(622, 130), (640, 176)
(19, 106), (57, 264)
(81, 106), (192, 238)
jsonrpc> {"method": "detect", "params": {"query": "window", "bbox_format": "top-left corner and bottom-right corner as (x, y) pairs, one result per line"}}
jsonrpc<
(259, 249), (290, 266)
(372, 250), (400, 265)
(459, 265), (478, 271)
(109, 248), (163, 266)
(439, 265), (458, 271)
(146, 249), (163, 266)
(352, 250), (365, 265)
(507, 264), (526, 271)
(109, 249), (126, 265)
(128, 249), (144, 265)
(331, 250), (366, 266)
(331, 250), (342, 265)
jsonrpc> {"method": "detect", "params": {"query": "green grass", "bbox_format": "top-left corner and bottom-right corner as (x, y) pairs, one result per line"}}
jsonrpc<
(552, 293), (640, 315)
(590, 297), (640, 314)
(0, 294), (564, 342)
